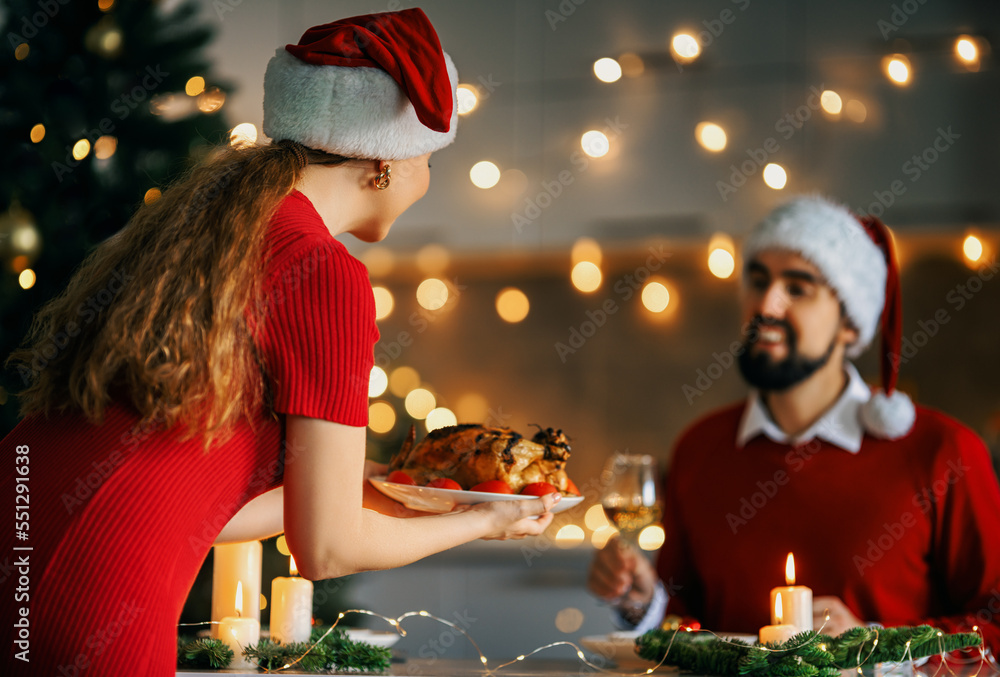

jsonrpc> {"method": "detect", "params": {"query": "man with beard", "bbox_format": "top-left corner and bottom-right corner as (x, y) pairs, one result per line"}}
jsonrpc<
(588, 196), (1000, 654)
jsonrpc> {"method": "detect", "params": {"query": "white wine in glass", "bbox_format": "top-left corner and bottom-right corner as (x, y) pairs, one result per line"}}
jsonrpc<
(601, 453), (662, 544)
(600, 453), (662, 614)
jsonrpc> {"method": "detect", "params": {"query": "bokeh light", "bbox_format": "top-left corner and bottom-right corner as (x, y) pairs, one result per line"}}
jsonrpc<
(369, 366), (388, 398)
(372, 286), (394, 320)
(229, 122), (257, 147)
(671, 33), (700, 62)
(963, 235), (983, 263)
(593, 57), (622, 83)
(495, 287), (530, 323)
(571, 261), (602, 292)
(763, 163), (787, 190)
(581, 130), (610, 158)
(638, 525), (666, 551)
(389, 366), (420, 398)
(457, 84), (479, 115)
(368, 402), (396, 434)
(820, 90), (843, 115)
(641, 281), (671, 313)
(470, 161), (501, 189)
(695, 122), (727, 152)
(405, 388), (437, 420)
(416, 278), (449, 310)
(425, 407), (458, 432)
(555, 525), (586, 548)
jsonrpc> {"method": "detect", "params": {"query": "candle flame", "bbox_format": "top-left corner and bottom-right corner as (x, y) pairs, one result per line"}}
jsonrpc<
(289, 555), (298, 577)
(785, 552), (796, 585)
(774, 593), (784, 624)
(235, 580), (243, 618)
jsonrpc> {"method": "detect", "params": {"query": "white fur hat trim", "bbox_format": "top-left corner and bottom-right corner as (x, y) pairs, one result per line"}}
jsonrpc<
(262, 48), (458, 160)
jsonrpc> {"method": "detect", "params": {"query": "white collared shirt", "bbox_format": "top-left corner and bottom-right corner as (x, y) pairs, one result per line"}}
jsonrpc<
(736, 362), (872, 453)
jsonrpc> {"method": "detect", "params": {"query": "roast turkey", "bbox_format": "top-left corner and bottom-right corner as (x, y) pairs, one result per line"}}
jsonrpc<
(388, 424), (573, 494)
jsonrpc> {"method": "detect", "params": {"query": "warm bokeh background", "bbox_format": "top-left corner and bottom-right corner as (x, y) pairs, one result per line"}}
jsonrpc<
(3, 0), (998, 661)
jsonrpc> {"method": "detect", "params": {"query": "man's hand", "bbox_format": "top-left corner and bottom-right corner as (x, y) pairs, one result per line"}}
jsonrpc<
(813, 596), (865, 636)
(588, 535), (659, 611)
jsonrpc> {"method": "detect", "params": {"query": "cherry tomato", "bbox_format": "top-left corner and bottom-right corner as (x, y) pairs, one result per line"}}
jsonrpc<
(387, 470), (416, 485)
(520, 482), (558, 497)
(469, 480), (513, 494)
(565, 478), (581, 496)
(427, 478), (462, 490)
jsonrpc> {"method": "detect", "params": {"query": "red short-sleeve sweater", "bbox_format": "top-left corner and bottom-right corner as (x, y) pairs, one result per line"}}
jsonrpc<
(0, 190), (378, 676)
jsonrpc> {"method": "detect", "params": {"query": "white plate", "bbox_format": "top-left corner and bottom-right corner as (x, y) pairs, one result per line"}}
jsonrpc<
(580, 631), (655, 667)
(345, 628), (401, 649)
(369, 477), (584, 514)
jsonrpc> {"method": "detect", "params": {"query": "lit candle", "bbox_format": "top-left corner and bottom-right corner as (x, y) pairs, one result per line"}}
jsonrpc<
(269, 555), (314, 644)
(211, 541), (262, 639)
(218, 581), (261, 670)
(759, 594), (798, 645)
(769, 553), (813, 632)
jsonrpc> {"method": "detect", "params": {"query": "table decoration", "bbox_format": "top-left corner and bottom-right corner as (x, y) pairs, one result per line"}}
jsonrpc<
(637, 624), (983, 677)
(769, 553), (812, 633)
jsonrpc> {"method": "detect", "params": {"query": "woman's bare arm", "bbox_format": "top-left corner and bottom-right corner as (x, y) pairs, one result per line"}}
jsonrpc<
(282, 415), (558, 581)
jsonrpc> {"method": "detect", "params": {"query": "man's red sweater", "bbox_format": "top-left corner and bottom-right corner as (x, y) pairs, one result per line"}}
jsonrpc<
(657, 403), (1000, 654)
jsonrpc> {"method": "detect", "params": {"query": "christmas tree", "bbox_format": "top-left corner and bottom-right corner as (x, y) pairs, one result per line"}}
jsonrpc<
(0, 0), (233, 434)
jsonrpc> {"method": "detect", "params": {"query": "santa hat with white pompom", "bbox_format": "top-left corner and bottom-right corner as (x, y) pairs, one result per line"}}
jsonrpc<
(262, 7), (458, 160)
(742, 195), (916, 440)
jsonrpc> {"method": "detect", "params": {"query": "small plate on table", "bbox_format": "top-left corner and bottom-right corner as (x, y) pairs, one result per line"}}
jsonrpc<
(345, 628), (401, 649)
(368, 477), (583, 514)
(580, 631), (656, 668)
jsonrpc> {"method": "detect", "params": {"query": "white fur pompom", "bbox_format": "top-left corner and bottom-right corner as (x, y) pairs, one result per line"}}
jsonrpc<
(859, 389), (916, 440)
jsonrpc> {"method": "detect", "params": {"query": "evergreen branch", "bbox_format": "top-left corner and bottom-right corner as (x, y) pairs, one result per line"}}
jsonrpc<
(637, 625), (982, 677)
(177, 638), (234, 669)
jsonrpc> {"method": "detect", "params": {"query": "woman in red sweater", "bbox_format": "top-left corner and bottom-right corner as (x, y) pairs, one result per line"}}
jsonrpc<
(0, 9), (559, 675)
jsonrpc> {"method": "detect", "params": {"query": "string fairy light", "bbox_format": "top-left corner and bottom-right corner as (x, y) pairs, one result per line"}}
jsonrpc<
(177, 605), (995, 676)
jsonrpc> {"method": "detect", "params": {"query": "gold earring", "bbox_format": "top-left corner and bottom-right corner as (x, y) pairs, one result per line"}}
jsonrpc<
(373, 164), (391, 190)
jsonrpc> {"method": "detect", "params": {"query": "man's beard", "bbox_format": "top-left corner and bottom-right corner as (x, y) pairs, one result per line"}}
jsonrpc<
(737, 316), (837, 391)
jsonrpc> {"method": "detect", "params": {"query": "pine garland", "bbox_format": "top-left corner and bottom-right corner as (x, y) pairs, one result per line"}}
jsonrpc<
(636, 625), (982, 677)
(177, 627), (392, 673)
(177, 638), (234, 669)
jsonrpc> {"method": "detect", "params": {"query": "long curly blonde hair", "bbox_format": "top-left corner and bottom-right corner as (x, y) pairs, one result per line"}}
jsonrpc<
(8, 141), (346, 447)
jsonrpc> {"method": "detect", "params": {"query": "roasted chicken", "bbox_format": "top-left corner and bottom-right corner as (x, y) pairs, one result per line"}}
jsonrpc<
(388, 424), (574, 494)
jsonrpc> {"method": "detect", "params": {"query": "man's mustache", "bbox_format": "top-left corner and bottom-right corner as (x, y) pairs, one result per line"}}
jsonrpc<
(745, 315), (797, 346)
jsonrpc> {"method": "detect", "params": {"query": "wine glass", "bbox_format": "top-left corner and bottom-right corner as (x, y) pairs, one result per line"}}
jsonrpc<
(600, 453), (662, 613)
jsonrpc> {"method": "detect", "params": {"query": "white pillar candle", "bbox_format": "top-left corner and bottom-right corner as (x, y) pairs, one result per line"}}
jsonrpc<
(218, 581), (261, 670)
(769, 553), (813, 632)
(269, 556), (314, 644)
(759, 593), (798, 645)
(211, 541), (262, 639)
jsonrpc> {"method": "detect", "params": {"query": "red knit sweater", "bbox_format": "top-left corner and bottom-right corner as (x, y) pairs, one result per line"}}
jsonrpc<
(0, 191), (378, 675)
(658, 403), (1000, 654)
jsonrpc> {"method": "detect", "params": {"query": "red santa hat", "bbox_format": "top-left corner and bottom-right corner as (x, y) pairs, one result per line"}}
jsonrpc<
(262, 8), (458, 159)
(742, 195), (916, 440)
